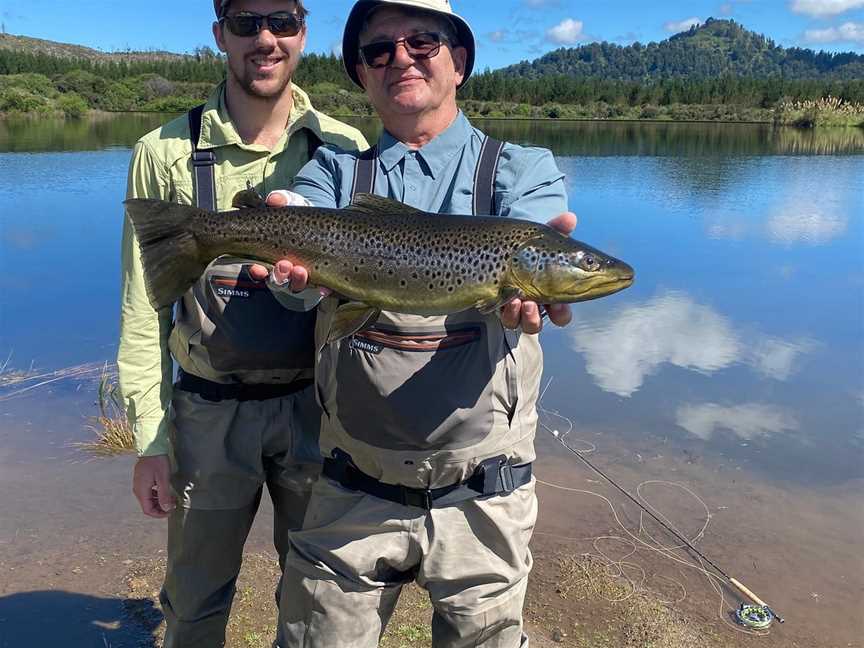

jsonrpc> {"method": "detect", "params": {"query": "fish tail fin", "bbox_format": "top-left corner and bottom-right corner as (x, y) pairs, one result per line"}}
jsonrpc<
(123, 199), (210, 310)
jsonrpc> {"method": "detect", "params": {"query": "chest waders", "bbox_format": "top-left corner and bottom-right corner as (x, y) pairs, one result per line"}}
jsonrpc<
(174, 104), (322, 400)
(326, 135), (535, 508)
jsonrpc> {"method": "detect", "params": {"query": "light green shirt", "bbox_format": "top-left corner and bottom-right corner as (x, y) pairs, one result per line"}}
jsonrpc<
(118, 83), (368, 456)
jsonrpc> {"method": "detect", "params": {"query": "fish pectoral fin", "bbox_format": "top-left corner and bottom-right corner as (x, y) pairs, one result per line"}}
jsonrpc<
(350, 193), (425, 217)
(475, 287), (522, 315)
(326, 302), (381, 343)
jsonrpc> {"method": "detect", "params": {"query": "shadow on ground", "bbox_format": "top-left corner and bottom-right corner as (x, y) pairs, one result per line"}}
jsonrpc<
(0, 590), (161, 648)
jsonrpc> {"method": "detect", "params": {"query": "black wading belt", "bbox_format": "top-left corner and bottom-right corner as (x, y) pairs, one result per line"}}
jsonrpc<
(323, 448), (532, 509)
(350, 136), (504, 215)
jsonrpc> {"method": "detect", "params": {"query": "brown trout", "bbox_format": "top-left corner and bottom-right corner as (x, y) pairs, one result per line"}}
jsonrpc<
(124, 194), (634, 338)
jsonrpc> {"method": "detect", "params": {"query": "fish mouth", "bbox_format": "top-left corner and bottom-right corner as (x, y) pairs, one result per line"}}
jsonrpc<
(568, 271), (634, 300)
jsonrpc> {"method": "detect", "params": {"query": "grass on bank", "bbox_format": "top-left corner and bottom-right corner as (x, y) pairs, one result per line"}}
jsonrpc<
(76, 370), (136, 456)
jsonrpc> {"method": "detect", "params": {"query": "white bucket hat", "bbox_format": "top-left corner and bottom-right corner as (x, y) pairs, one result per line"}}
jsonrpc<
(342, 0), (475, 89)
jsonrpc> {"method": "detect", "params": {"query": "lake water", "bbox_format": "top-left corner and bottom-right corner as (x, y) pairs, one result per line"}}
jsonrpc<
(0, 114), (862, 647)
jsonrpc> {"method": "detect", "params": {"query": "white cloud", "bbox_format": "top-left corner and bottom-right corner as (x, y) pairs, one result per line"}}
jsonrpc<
(765, 206), (847, 244)
(487, 30), (508, 43)
(790, 0), (864, 17)
(546, 18), (584, 45)
(803, 21), (864, 43)
(676, 402), (799, 441)
(568, 292), (815, 397)
(664, 17), (703, 33)
(526, 0), (561, 6)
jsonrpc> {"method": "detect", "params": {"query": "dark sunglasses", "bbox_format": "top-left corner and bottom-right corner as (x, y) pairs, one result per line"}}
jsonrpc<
(359, 32), (445, 68)
(220, 11), (304, 38)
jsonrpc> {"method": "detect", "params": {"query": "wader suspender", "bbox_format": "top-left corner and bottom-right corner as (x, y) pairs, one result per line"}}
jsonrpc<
(189, 104), (216, 211)
(350, 136), (504, 215)
(188, 104), (325, 211)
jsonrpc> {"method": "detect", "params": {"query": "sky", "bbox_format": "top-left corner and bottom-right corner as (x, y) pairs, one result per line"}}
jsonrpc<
(0, 0), (862, 72)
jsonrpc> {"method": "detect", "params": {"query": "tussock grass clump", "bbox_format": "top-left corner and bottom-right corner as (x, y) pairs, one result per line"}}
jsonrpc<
(774, 95), (864, 128)
(76, 370), (135, 456)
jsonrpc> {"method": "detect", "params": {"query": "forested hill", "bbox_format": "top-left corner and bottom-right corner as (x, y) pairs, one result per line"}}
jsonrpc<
(501, 18), (864, 81)
(0, 33), (193, 62)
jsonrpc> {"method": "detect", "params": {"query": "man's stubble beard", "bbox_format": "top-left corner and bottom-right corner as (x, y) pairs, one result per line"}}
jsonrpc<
(229, 55), (298, 100)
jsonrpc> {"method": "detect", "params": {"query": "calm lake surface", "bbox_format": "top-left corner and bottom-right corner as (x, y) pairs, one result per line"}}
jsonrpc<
(0, 115), (862, 647)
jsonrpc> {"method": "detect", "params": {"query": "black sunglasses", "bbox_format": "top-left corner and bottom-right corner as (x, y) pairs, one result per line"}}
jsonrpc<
(359, 32), (445, 68)
(221, 11), (304, 38)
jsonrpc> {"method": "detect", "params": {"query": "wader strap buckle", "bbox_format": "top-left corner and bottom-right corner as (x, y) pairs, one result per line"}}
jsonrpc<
(478, 454), (514, 494)
(192, 150), (216, 166)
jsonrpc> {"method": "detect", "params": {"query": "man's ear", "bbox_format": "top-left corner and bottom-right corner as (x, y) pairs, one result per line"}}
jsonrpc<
(452, 45), (467, 86)
(213, 21), (227, 52)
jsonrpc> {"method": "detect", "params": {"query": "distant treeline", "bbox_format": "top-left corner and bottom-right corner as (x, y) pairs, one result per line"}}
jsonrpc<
(2, 47), (863, 126)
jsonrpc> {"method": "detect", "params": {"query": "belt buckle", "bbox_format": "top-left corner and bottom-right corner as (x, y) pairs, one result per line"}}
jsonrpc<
(402, 488), (434, 510)
(498, 460), (514, 493)
(478, 454), (509, 494)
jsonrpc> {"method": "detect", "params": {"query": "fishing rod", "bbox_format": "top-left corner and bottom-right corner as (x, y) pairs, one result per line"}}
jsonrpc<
(544, 424), (785, 627)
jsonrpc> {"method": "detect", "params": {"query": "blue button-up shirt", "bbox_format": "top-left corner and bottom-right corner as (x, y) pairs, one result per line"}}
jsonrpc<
(292, 111), (567, 219)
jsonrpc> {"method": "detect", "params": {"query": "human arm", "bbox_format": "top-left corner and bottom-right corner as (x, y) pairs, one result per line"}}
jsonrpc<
(118, 141), (176, 515)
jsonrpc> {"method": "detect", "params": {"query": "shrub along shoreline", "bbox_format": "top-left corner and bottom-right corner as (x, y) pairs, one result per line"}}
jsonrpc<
(1, 71), (863, 128)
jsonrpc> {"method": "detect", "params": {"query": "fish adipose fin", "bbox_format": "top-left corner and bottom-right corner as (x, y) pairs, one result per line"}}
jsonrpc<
(123, 199), (211, 310)
(350, 193), (426, 217)
(327, 301), (381, 343)
(475, 287), (522, 315)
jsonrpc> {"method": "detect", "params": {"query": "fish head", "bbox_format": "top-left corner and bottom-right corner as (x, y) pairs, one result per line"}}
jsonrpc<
(509, 233), (634, 303)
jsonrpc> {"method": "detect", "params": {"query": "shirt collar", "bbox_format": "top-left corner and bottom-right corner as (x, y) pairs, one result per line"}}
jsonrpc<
(198, 82), (313, 153)
(376, 112), (474, 178)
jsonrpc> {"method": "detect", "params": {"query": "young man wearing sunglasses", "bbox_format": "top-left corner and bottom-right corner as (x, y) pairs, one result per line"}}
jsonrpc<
(117, 1), (367, 646)
(264, 0), (576, 645)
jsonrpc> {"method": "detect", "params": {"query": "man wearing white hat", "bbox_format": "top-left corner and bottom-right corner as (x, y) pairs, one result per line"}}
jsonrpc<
(268, 0), (576, 645)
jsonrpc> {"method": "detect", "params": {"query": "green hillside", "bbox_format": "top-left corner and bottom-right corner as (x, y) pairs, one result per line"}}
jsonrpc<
(501, 18), (864, 81)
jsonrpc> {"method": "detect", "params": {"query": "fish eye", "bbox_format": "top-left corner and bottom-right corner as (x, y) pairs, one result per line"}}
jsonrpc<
(581, 254), (600, 271)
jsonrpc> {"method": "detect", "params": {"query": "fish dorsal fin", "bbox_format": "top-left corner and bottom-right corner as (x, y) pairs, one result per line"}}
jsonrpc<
(350, 193), (426, 218)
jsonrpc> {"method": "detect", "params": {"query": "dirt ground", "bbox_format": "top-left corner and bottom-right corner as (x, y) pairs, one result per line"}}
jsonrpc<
(118, 546), (788, 648)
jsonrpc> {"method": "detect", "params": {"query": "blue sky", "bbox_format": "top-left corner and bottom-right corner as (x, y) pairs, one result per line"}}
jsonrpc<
(1, 0), (862, 71)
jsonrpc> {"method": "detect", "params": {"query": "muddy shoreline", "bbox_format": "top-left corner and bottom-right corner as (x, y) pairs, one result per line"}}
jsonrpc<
(1, 386), (862, 647)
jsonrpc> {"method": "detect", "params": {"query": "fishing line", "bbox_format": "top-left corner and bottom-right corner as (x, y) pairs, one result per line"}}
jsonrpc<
(535, 377), (785, 631)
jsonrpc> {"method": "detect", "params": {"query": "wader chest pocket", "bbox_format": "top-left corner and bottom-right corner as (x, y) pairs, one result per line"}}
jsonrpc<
(334, 324), (498, 451)
(199, 266), (315, 372)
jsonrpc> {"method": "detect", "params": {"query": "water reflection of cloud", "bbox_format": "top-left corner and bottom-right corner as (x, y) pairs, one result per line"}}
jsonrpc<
(568, 292), (815, 396)
(675, 402), (799, 441)
(765, 207), (847, 245)
(568, 292), (741, 397)
(747, 336), (815, 381)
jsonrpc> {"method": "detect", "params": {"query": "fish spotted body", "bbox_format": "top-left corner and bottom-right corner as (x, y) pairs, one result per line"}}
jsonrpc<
(124, 194), (634, 331)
